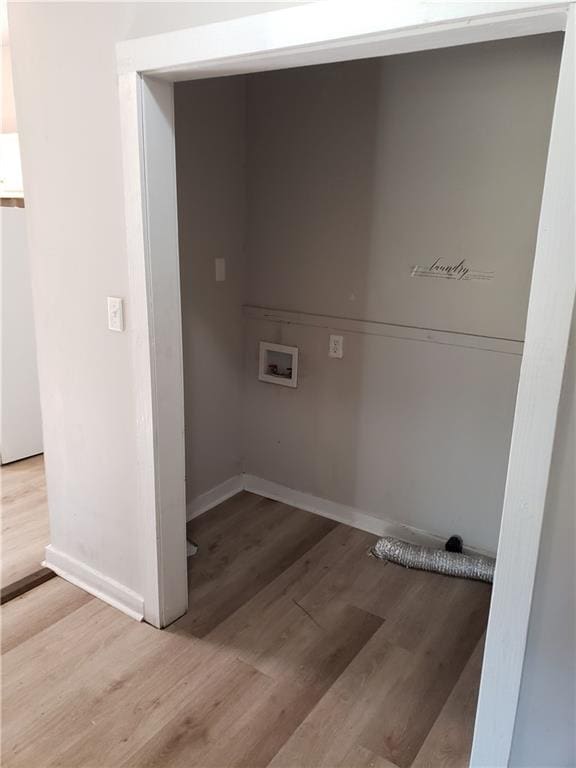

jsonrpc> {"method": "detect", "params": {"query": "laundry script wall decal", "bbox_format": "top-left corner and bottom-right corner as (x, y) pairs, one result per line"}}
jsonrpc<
(410, 258), (495, 281)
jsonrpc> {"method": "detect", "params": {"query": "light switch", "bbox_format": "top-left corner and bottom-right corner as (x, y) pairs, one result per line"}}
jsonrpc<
(329, 334), (344, 358)
(107, 296), (124, 332)
(215, 258), (226, 282)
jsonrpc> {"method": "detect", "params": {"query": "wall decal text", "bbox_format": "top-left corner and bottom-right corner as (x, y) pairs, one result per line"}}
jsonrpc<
(411, 258), (495, 281)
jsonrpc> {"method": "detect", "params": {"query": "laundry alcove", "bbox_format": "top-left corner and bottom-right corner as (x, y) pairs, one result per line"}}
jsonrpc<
(175, 33), (562, 557)
(116, 3), (575, 761)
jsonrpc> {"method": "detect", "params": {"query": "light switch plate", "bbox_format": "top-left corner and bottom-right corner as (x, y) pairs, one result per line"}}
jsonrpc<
(215, 258), (226, 282)
(107, 296), (124, 332)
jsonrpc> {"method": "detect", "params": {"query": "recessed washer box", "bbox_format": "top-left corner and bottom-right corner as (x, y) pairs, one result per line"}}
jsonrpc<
(258, 342), (298, 388)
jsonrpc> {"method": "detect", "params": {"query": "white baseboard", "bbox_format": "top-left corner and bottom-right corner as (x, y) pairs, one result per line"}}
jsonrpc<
(43, 545), (144, 621)
(243, 474), (495, 558)
(187, 474), (244, 521)
(243, 474), (447, 548)
(185, 473), (495, 558)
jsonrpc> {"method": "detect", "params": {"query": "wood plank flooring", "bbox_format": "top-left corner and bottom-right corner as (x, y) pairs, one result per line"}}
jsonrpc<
(1, 455), (51, 592)
(1, 491), (491, 767)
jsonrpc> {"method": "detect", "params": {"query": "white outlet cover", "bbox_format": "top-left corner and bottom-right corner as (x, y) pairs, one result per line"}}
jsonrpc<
(329, 334), (344, 358)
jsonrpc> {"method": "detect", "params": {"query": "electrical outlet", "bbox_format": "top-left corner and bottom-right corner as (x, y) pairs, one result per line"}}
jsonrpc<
(329, 334), (344, 358)
(107, 297), (124, 332)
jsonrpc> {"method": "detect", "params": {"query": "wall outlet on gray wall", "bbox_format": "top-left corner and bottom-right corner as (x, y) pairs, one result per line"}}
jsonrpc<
(329, 334), (344, 358)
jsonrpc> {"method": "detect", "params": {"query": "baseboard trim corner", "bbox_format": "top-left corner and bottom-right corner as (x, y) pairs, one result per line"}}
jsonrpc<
(43, 545), (144, 621)
(185, 473), (495, 558)
(187, 475), (244, 521)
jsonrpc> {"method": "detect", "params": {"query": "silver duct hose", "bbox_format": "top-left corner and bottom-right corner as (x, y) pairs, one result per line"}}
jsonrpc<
(372, 536), (495, 583)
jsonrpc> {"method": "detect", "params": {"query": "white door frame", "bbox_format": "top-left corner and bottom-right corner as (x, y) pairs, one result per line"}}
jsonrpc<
(117, 2), (575, 764)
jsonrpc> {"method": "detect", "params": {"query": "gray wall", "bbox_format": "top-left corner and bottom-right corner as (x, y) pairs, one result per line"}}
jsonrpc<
(245, 36), (562, 340)
(240, 36), (561, 553)
(243, 317), (522, 551)
(175, 35), (561, 553)
(510, 305), (576, 767)
(175, 77), (246, 500)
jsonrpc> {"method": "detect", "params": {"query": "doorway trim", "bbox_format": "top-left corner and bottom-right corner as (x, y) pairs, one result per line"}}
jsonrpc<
(117, 2), (575, 764)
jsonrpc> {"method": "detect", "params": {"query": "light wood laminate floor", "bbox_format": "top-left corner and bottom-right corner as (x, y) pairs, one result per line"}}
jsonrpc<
(1, 491), (491, 767)
(1, 455), (50, 590)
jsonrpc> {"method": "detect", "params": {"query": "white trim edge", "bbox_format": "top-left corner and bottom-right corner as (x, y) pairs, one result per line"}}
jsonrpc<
(43, 545), (144, 622)
(117, 2), (569, 79)
(471, 7), (576, 764)
(186, 475), (244, 521)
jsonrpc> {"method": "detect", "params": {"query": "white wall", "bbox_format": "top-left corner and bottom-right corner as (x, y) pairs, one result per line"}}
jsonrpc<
(1, 205), (43, 463)
(7, 1), (299, 600)
(2, 40), (17, 133)
(510, 306), (576, 767)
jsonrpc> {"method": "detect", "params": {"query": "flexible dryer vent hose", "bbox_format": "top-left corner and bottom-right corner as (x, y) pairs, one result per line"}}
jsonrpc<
(372, 536), (495, 583)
